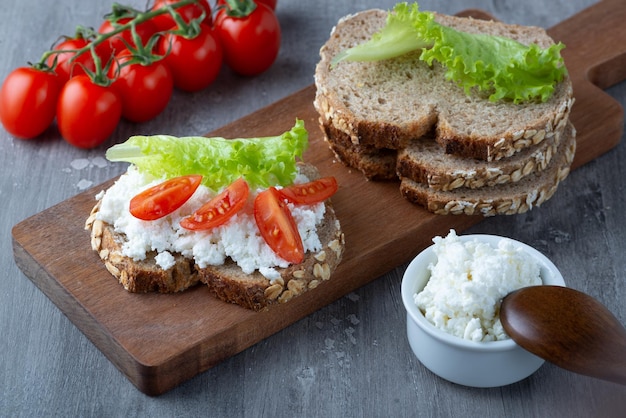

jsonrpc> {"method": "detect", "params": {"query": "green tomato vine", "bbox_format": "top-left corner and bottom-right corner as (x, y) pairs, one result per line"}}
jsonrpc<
(37, 0), (202, 86)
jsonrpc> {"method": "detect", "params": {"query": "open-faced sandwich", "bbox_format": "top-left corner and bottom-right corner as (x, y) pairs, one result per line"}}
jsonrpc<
(314, 2), (575, 216)
(85, 120), (345, 311)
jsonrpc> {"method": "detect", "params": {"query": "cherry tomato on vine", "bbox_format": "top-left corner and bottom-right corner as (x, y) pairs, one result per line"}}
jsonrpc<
(181, 177), (249, 230)
(0, 67), (62, 139)
(214, 2), (281, 76)
(130, 175), (203, 221)
(156, 24), (222, 92)
(278, 177), (338, 205)
(254, 186), (304, 264)
(150, 0), (212, 31)
(45, 36), (100, 84)
(109, 49), (173, 122)
(98, 17), (159, 58)
(56, 75), (122, 149)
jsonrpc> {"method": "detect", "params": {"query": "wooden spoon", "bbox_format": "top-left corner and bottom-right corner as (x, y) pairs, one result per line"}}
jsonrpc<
(500, 285), (626, 385)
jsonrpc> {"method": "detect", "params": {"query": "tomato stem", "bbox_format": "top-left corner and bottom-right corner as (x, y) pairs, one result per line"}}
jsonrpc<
(166, 4), (206, 39)
(88, 44), (109, 85)
(220, 0), (257, 18)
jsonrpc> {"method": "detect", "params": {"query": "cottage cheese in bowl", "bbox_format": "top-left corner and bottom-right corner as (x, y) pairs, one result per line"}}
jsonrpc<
(401, 230), (565, 387)
(414, 230), (541, 342)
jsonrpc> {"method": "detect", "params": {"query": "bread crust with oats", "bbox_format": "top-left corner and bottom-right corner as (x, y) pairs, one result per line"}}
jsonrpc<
(399, 122), (576, 216)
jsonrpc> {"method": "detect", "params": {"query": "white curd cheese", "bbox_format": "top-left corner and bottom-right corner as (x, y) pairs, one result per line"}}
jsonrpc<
(95, 166), (326, 281)
(414, 230), (541, 342)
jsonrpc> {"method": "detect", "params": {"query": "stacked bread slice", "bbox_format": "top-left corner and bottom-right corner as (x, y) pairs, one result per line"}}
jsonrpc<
(314, 9), (576, 216)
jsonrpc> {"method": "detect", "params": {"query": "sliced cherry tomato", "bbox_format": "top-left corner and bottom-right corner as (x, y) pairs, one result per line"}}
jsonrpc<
(0, 67), (62, 139)
(278, 177), (338, 205)
(150, 0), (212, 31)
(181, 177), (249, 230)
(130, 175), (203, 221)
(156, 23), (222, 92)
(56, 74), (122, 149)
(45, 36), (99, 84)
(98, 17), (159, 58)
(254, 186), (304, 264)
(214, 1), (281, 76)
(109, 49), (173, 122)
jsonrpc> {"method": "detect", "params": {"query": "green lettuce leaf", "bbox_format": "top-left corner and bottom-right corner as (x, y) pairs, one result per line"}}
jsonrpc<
(332, 2), (567, 104)
(106, 119), (309, 191)
(331, 2), (431, 65)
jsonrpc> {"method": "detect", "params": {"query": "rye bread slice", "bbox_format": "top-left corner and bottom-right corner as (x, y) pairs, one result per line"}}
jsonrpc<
(314, 9), (574, 161)
(399, 122), (576, 216)
(85, 163), (345, 310)
(397, 122), (574, 191)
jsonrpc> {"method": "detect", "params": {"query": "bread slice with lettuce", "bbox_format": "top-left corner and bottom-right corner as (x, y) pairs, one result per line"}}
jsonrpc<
(314, 3), (574, 162)
(85, 121), (345, 310)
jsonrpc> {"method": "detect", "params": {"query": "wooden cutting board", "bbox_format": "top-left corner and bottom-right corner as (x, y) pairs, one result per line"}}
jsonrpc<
(11, 0), (625, 396)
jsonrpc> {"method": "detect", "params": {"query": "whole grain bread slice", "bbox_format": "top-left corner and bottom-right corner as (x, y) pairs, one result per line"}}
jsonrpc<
(86, 209), (201, 293)
(85, 163), (345, 310)
(397, 122), (572, 191)
(399, 122), (576, 216)
(314, 9), (574, 161)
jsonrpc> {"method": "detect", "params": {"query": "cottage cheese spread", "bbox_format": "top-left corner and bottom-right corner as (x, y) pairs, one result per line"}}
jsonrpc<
(414, 230), (541, 342)
(95, 166), (326, 281)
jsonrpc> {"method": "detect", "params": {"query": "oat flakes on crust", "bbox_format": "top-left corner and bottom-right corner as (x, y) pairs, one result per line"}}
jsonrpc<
(399, 122), (577, 216)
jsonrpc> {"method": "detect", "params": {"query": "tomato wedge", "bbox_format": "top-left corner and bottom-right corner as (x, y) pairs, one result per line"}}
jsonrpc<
(254, 187), (304, 264)
(278, 177), (338, 205)
(130, 175), (202, 221)
(180, 178), (249, 230)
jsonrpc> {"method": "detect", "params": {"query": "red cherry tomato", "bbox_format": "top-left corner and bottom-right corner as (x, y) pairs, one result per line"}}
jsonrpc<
(98, 17), (159, 58)
(109, 49), (173, 122)
(45, 37), (100, 84)
(0, 67), (62, 139)
(181, 178), (249, 230)
(56, 75), (122, 149)
(130, 175), (203, 221)
(278, 177), (338, 205)
(214, 2), (281, 76)
(254, 186), (304, 264)
(156, 24), (222, 92)
(150, 0), (212, 31)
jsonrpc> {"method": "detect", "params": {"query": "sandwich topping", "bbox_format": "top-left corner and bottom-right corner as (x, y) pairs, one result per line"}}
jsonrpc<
(95, 166), (328, 280)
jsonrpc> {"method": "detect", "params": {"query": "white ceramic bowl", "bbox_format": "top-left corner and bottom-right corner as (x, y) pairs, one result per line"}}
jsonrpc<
(401, 234), (566, 388)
